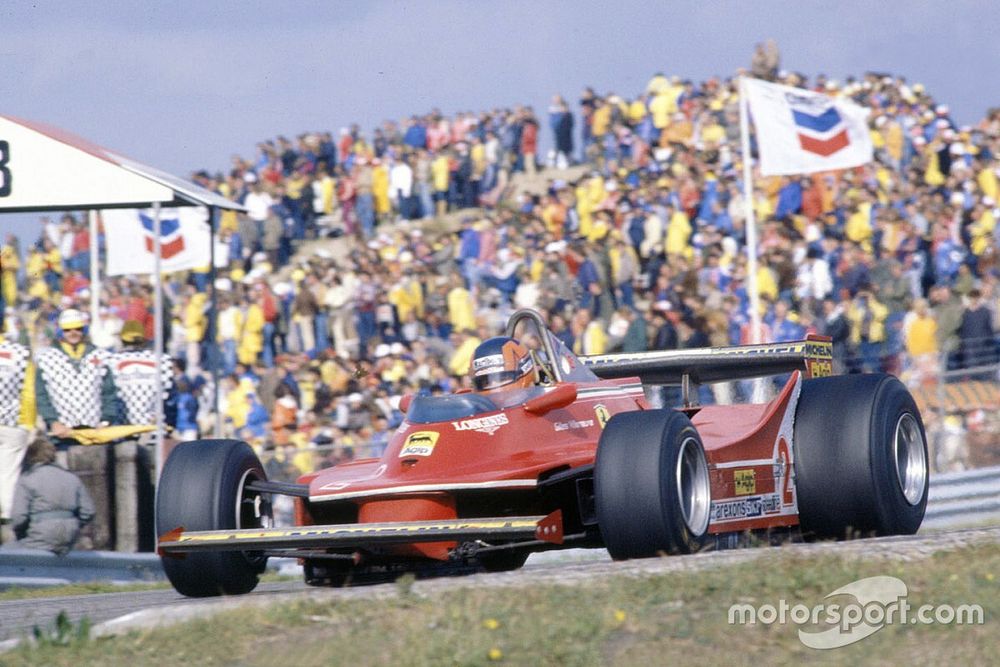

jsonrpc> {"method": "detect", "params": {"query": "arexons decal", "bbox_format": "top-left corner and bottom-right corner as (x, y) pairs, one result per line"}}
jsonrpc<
(710, 494), (781, 521)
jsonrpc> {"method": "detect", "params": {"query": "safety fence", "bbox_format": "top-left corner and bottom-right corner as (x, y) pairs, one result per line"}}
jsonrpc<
(905, 362), (1000, 473)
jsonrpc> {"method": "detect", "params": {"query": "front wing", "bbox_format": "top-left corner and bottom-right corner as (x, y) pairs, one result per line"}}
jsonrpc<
(158, 511), (564, 555)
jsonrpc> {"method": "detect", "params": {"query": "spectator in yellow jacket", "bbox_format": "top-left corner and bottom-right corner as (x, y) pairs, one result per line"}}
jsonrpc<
(389, 274), (424, 323)
(372, 160), (390, 216)
(447, 277), (476, 332)
(183, 289), (207, 371)
(572, 308), (607, 356)
(664, 205), (692, 257)
(904, 298), (938, 357)
(431, 153), (450, 216)
(1, 240), (19, 306)
(238, 299), (265, 366)
(223, 377), (255, 432)
(448, 330), (481, 377)
(847, 288), (889, 372)
(845, 202), (874, 247)
(591, 98), (611, 139)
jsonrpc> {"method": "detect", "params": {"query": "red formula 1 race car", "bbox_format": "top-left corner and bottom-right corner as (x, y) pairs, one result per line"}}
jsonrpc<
(156, 309), (929, 597)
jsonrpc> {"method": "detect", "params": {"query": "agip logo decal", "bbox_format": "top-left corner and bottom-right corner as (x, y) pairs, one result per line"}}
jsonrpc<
(399, 431), (440, 457)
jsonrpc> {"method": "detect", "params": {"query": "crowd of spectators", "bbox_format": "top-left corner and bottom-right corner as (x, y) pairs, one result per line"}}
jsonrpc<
(4, 60), (1000, 477)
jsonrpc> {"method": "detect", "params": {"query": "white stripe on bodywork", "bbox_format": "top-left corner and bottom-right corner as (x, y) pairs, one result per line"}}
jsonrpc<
(310, 478), (538, 503)
(713, 458), (778, 469)
(576, 386), (644, 400)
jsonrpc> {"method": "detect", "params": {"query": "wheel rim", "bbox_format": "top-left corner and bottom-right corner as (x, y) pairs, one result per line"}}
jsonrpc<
(893, 413), (927, 506)
(236, 468), (272, 564)
(676, 436), (711, 535)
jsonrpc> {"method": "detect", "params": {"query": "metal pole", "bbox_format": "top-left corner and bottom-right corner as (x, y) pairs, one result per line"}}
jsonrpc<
(88, 210), (100, 330)
(207, 206), (222, 437)
(739, 77), (762, 346)
(739, 77), (770, 404)
(152, 203), (164, 479)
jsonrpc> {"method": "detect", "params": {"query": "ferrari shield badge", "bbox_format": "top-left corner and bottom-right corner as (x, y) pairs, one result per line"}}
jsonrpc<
(594, 404), (611, 429)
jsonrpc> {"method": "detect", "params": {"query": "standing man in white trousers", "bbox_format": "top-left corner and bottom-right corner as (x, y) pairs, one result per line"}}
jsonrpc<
(0, 334), (35, 544)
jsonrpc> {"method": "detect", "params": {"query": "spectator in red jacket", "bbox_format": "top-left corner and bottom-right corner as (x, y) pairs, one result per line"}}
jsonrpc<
(520, 110), (539, 176)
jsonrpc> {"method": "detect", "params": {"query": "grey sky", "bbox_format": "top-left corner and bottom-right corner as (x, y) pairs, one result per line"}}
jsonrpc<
(2, 1), (997, 237)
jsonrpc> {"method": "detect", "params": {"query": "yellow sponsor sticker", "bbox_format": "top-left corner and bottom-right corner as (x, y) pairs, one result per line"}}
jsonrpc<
(399, 431), (440, 457)
(808, 359), (833, 378)
(594, 404), (611, 430)
(734, 469), (756, 495)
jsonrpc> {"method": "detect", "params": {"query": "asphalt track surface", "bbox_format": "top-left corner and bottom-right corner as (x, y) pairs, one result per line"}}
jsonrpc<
(1, 523), (998, 647)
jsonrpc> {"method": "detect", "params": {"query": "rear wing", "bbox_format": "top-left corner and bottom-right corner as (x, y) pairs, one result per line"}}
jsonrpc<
(582, 336), (833, 386)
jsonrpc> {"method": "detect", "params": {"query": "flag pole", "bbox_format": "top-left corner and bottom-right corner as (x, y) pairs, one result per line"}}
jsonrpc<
(152, 202), (165, 480)
(207, 206), (222, 438)
(738, 76), (763, 345)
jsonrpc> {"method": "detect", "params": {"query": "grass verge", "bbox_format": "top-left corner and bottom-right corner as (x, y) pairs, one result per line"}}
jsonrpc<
(0, 572), (298, 602)
(2, 543), (997, 666)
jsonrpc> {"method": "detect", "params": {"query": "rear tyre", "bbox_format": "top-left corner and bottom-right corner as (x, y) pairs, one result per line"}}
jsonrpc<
(793, 374), (928, 540)
(595, 410), (711, 559)
(156, 439), (270, 597)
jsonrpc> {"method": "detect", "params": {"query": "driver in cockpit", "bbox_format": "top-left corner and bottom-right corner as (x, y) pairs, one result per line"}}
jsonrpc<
(470, 337), (536, 393)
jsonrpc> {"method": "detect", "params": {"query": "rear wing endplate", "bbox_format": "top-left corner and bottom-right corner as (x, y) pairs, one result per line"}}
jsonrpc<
(582, 336), (833, 386)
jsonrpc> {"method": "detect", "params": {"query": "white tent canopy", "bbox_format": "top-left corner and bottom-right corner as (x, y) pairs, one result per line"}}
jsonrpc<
(0, 114), (243, 471)
(0, 114), (241, 212)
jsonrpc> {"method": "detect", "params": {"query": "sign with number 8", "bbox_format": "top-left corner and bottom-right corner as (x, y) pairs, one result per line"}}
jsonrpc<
(0, 141), (10, 197)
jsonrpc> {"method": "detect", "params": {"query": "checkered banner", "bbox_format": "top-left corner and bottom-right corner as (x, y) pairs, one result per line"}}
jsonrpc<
(109, 350), (174, 425)
(35, 346), (111, 427)
(0, 342), (30, 427)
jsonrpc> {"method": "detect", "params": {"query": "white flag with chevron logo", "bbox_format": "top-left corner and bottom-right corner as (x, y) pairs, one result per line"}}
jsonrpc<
(743, 78), (873, 176)
(103, 207), (212, 276)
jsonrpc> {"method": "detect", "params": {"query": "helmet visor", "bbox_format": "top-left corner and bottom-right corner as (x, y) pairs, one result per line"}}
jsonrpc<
(473, 369), (525, 392)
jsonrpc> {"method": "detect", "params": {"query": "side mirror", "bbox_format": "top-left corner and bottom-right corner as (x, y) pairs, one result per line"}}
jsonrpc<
(398, 393), (414, 414)
(524, 384), (577, 416)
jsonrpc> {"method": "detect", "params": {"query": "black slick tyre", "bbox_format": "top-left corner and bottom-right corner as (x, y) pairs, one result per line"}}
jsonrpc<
(595, 410), (711, 559)
(793, 374), (928, 540)
(156, 439), (270, 597)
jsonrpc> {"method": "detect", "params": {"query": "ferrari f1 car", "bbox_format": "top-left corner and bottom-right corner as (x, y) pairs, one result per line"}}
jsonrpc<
(156, 309), (928, 597)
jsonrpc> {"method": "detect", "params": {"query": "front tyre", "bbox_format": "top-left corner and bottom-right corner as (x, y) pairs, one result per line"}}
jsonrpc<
(156, 439), (271, 597)
(595, 410), (711, 559)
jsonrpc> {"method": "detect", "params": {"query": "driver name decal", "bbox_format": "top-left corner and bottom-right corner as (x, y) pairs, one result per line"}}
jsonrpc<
(554, 419), (594, 431)
(451, 413), (509, 435)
